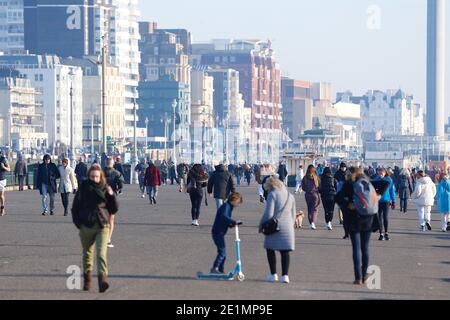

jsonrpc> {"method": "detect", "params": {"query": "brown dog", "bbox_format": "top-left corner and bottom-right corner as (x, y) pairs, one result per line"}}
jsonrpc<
(295, 211), (305, 229)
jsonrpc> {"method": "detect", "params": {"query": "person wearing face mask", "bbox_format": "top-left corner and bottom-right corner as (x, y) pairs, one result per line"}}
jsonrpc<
(58, 158), (78, 216)
(36, 154), (60, 216)
(71, 164), (118, 293)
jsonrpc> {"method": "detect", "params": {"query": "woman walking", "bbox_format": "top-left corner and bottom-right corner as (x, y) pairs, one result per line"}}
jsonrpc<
(319, 167), (337, 230)
(294, 165), (304, 194)
(186, 164), (209, 226)
(437, 173), (450, 232)
(302, 165), (321, 230)
(58, 158), (78, 216)
(160, 160), (168, 186)
(412, 171), (437, 232)
(335, 167), (378, 285)
(71, 164), (118, 293)
(144, 161), (161, 205)
(398, 168), (413, 214)
(372, 167), (396, 241)
(259, 177), (296, 284)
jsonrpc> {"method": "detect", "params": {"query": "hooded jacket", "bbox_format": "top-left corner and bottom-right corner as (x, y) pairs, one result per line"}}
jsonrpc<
(144, 163), (161, 187)
(437, 178), (450, 213)
(412, 176), (437, 207)
(372, 175), (396, 203)
(207, 164), (236, 200)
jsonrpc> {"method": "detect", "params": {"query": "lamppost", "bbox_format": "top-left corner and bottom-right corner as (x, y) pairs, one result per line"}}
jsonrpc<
(145, 117), (149, 150)
(68, 69), (75, 166)
(172, 99), (178, 164)
(100, 35), (108, 155)
(131, 87), (138, 185)
(202, 108), (206, 163)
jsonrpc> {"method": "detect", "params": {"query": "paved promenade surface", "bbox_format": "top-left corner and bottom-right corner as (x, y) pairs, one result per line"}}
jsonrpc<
(0, 183), (449, 300)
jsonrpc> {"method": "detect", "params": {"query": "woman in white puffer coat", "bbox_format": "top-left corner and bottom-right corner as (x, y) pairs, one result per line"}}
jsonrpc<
(411, 170), (437, 231)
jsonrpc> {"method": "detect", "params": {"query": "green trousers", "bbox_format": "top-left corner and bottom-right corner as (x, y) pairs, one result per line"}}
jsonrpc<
(79, 224), (110, 275)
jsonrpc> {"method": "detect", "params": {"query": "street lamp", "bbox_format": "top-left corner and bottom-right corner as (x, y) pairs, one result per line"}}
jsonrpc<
(68, 69), (75, 166)
(131, 87), (138, 185)
(172, 99), (178, 164)
(202, 108), (206, 163)
(145, 117), (149, 150)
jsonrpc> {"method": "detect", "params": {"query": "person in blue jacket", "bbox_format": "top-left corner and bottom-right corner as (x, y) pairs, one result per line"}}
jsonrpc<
(210, 192), (243, 274)
(372, 167), (396, 241)
(436, 173), (450, 232)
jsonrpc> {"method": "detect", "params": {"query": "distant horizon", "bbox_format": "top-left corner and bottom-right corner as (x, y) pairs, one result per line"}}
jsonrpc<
(140, 0), (450, 117)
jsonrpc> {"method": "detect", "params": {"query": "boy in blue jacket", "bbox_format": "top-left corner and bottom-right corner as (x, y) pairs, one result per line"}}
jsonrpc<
(372, 167), (396, 241)
(211, 192), (243, 274)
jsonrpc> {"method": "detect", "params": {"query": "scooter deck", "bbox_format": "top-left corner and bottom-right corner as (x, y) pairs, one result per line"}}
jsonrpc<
(197, 271), (234, 280)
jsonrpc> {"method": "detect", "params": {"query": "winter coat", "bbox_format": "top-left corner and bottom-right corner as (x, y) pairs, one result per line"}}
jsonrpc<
(103, 167), (124, 194)
(259, 184), (296, 251)
(144, 164), (161, 187)
(277, 164), (288, 181)
(36, 162), (60, 194)
(71, 180), (118, 229)
(335, 180), (375, 233)
(212, 202), (237, 235)
(207, 164), (236, 200)
(74, 162), (88, 183)
(14, 160), (27, 176)
(58, 165), (78, 194)
(114, 162), (124, 176)
(437, 178), (450, 213)
(398, 174), (413, 195)
(319, 175), (337, 200)
(187, 168), (209, 196)
(176, 163), (189, 178)
(372, 175), (396, 203)
(412, 176), (437, 207)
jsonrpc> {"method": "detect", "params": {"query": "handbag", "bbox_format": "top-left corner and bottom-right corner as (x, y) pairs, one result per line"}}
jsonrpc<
(261, 194), (292, 236)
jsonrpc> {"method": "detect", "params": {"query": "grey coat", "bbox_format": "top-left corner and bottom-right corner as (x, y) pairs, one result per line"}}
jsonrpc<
(259, 185), (296, 251)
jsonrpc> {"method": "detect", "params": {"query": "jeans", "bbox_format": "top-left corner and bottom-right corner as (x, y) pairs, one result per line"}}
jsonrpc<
(236, 175), (241, 186)
(350, 230), (371, 281)
(322, 197), (335, 223)
(398, 188), (409, 212)
(190, 191), (203, 220)
(266, 249), (290, 276)
(138, 175), (145, 193)
(378, 202), (390, 234)
(61, 192), (70, 212)
(215, 198), (224, 210)
(295, 181), (302, 193)
(212, 233), (226, 273)
(417, 205), (431, 226)
(41, 183), (55, 213)
(147, 186), (159, 199)
(79, 224), (110, 274)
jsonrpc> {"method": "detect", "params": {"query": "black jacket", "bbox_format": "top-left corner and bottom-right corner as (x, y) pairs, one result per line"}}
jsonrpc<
(319, 175), (337, 200)
(75, 162), (88, 182)
(71, 180), (118, 229)
(207, 165), (236, 200)
(277, 164), (288, 181)
(187, 169), (209, 196)
(104, 167), (124, 194)
(36, 162), (60, 194)
(14, 160), (27, 176)
(335, 180), (375, 233)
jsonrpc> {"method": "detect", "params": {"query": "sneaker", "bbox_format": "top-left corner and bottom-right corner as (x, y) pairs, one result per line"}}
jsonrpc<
(343, 234), (349, 240)
(311, 223), (316, 230)
(281, 275), (290, 284)
(384, 233), (390, 241)
(50, 211), (54, 216)
(442, 228), (447, 232)
(378, 234), (384, 241)
(141, 194), (145, 198)
(149, 198), (153, 205)
(259, 195), (265, 203)
(327, 222), (333, 230)
(42, 211), (47, 216)
(421, 225), (426, 232)
(265, 274), (279, 282)
(152, 197), (157, 205)
(193, 220), (200, 227)
(353, 279), (363, 285)
(191, 220), (196, 226)
(426, 222), (432, 231)
(210, 268), (223, 275)
(107, 242), (114, 248)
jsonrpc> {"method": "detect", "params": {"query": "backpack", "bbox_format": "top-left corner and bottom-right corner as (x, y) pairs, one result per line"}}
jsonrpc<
(353, 178), (378, 216)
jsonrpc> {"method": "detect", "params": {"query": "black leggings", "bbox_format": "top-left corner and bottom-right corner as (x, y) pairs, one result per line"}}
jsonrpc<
(378, 202), (390, 234)
(322, 197), (335, 223)
(266, 249), (290, 276)
(61, 193), (70, 211)
(189, 191), (203, 220)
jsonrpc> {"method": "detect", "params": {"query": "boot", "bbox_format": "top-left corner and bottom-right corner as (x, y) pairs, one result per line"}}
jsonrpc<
(98, 273), (110, 293)
(83, 272), (92, 291)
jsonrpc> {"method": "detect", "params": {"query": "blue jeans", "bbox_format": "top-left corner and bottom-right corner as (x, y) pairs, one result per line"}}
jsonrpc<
(350, 231), (371, 281)
(41, 183), (55, 213)
(212, 233), (226, 273)
(215, 198), (224, 210)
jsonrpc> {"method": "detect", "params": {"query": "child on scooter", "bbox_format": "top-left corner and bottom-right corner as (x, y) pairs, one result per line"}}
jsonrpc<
(210, 192), (243, 274)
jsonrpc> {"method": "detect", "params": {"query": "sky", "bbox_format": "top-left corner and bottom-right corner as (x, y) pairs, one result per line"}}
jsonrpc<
(139, 0), (450, 117)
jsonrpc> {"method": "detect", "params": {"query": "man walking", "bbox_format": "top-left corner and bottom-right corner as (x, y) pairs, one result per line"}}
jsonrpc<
(36, 154), (60, 216)
(208, 163), (236, 209)
(75, 156), (88, 186)
(14, 155), (27, 191)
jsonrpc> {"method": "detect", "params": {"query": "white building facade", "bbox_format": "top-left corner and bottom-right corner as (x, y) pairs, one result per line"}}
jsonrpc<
(0, 0), (24, 54)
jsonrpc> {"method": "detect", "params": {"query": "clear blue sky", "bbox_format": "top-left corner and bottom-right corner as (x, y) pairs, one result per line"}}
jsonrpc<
(140, 0), (450, 117)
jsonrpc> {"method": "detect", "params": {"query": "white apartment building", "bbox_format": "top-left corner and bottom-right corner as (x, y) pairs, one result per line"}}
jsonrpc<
(0, 54), (83, 154)
(0, 0), (24, 54)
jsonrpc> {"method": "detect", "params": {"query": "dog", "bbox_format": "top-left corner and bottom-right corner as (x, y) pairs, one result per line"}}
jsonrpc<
(295, 211), (305, 229)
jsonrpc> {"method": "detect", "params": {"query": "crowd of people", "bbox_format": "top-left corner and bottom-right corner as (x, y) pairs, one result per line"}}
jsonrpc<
(1, 153), (450, 292)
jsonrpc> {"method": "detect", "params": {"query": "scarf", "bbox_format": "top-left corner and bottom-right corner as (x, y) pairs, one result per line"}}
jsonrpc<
(85, 180), (107, 201)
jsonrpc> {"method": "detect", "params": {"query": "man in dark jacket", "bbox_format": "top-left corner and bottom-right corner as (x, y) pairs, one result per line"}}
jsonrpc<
(113, 157), (124, 176)
(14, 155), (27, 191)
(36, 154), (60, 215)
(75, 156), (88, 186)
(277, 161), (288, 184)
(104, 158), (124, 195)
(208, 164), (236, 209)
